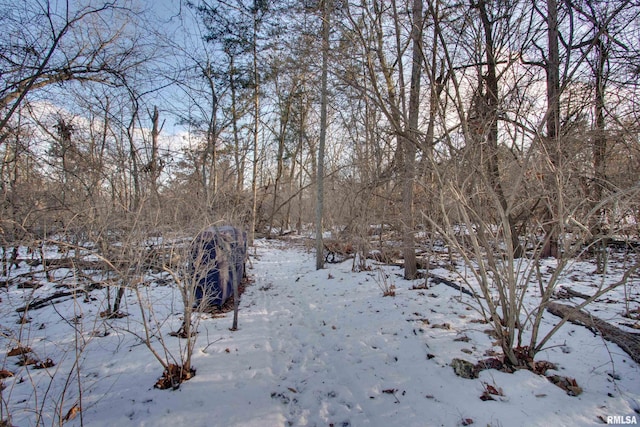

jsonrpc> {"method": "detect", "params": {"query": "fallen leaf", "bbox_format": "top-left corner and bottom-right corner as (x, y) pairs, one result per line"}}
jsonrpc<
(33, 358), (55, 369)
(547, 375), (583, 396)
(480, 392), (495, 401)
(63, 404), (81, 422)
(484, 384), (503, 396)
(17, 355), (38, 366)
(7, 346), (31, 357)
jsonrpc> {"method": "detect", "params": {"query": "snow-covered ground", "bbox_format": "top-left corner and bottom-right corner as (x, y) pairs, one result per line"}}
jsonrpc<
(1, 238), (639, 426)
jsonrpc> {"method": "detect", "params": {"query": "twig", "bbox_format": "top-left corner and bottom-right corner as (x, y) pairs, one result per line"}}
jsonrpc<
(202, 337), (224, 353)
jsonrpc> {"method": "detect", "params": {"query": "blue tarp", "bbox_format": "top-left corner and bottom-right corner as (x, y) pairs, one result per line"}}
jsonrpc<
(190, 226), (247, 307)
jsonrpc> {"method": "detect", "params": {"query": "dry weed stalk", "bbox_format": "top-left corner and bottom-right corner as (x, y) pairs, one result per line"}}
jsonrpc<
(375, 268), (396, 297)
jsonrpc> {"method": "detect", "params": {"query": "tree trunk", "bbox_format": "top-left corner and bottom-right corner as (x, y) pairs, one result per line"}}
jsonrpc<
(424, 1), (444, 169)
(250, 7), (260, 246)
(268, 95), (291, 237)
(315, 0), (331, 270)
(592, 37), (608, 273)
(477, 0), (523, 258)
(205, 63), (219, 205)
(127, 110), (140, 211)
(401, 0), (423, 280)
(149, 106), (162, 201)
(542, 0), (561, 258)
(229, 53), (245, 193)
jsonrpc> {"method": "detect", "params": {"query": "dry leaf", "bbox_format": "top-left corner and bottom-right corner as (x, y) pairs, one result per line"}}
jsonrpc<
(7, 346), (31, 357)
(63, 404), (81, 423)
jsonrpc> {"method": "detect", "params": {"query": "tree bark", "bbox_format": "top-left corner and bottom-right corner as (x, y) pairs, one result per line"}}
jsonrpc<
(229, 53), (245, 193)
(315, 0), (331, 270)
(250, 5), (260, 246)
(542, 0), (561, 258)
(203, 62), (219, 205)
(476, 0), (523, 258)
(592, 37), (608, 272)
(149, 106), (162, 201)
(127, 107), (141, 211)
(401, 0), (423, 280)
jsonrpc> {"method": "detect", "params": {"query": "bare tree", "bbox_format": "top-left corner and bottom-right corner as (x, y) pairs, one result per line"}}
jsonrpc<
(539, 0), (562, 258)
(146, 105), (164, 200)
(0, 0), (140, 145)
(400, 0), (423, 279)
(315, 0), (331, 270)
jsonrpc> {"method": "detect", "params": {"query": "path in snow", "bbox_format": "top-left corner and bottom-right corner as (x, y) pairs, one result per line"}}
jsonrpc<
(205, 238), (461, 427)
(243, 240), (381, 426)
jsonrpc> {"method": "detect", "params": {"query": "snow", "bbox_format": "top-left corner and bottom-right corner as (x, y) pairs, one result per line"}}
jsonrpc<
(1, 238), (639, 426)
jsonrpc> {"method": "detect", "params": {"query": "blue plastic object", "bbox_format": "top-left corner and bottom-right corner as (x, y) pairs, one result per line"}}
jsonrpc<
(190, 226), (247, 307)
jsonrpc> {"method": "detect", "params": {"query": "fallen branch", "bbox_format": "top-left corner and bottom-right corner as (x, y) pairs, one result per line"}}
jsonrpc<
(555, 286), (592, 300)
(428, 273), (476, 297)
(16, 258), (108, 270)
(546, 302), (640, 365)
(15, 290), (87, 313)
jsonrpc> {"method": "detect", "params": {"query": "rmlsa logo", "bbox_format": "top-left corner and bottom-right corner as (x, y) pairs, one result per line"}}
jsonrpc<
(607, 415), (638, 425)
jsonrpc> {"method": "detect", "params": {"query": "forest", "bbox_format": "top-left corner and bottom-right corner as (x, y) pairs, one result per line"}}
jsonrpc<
(1, 0), (639, 425)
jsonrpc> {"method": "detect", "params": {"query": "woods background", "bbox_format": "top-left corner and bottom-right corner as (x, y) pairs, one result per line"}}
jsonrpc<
(2, 0), (639, 275)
